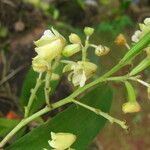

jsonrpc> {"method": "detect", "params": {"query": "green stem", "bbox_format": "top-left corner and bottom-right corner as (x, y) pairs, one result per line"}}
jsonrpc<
(24, 73), (43, 118)
(0, 98), (72, 148)
(82, 36), (89, 61)
(129, 77), (150, 87)
(44, 57), (61, 105)
(72, 99), (128, 129)
(44, 72), (51, 105)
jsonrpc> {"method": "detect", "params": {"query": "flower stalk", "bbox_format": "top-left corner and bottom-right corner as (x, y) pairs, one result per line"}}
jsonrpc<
(72, 99), (128, 130)
(24, 73), (43, 118)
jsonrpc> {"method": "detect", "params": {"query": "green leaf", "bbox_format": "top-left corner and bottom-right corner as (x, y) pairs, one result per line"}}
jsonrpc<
(7, 84), (112, 150)
(0, 118), (19, 138)
(20, 64), (63, 115)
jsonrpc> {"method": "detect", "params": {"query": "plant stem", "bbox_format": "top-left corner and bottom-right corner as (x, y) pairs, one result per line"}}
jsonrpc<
(24, 73), (43, 118)
(82, 36), (89, 61)
(44, 56), (61, 105)
(44, 72), (51, 105)
(72, 99), (128, 130)
(0, 98), (72, 148)
(129, 77), (150, 87)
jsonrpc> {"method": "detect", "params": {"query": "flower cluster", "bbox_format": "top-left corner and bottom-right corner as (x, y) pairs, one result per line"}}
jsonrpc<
(32, 26), (110, 87)
(32, 28), (66, 72)
(131, 17), (150, 43)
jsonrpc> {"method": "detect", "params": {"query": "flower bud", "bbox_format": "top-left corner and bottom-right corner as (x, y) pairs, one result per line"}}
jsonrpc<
(122, 81), (141, 113)
(129, 57), (150, 76)
(69, 33), (81, 44)
(32, 56), (48, 73)
(115, 34), (127, 46)
(48, 132), (76, 150)
(95, 45), (110, 56)
(84, 27), (94, 36)
(51, 73), (60, 80)
(122, 102), (141, 113)
(62, 44), (81, 57)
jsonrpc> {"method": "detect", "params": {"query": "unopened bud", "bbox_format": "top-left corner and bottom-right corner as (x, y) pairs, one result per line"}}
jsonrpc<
(62, 44), (81, 57)
(51, 73), (60, 80)
(32, 56), (48, 73)
(115, 34), (127, 46)
(95, 45), (110, 56)
(69, 33), (81, 44)
(122, 102), (141, 113)
(84, 27), (94, 36)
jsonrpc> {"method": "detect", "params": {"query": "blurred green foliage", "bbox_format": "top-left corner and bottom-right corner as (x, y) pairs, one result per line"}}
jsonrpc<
(96, 15), (133, 37)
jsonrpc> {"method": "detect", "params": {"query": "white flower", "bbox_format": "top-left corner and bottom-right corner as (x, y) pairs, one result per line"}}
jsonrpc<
(131, 30), (142, 43)
(131, 17), (150, 43)
(41, 30), (54, 39)
(63, 61), (97, 87)
(48, 132), (76, 150)
(34, 28), (66, 62)
(144, 18), (150, 25)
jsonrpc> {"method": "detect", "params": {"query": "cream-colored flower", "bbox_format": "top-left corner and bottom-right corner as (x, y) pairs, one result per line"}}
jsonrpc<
(32, 56), (48, 72)
(122, 102), (141, 113)
(34, 28), (66, 62)
(63, 61), (97, 87)
(48, 132), (76, 150)
(131, 17), (150, 43)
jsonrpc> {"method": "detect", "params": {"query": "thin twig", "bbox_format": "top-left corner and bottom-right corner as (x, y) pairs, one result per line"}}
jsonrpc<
(0, 65), (26, 86)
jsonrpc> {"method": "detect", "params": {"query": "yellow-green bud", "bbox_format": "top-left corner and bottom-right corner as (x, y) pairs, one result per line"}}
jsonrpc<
(48, 132), (76, 150)
(122, 102), (141, 113)
(95, 45), (110, 56)
(62, 44), (81, 57)
(32, 56), (48, 72)
(69, 33), (81, 44)
(84, 27), (94, 36)
(51, 73), (60, 80)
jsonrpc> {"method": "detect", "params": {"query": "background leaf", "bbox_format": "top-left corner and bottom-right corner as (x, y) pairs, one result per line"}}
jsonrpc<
(7, 84), (112, 150)
(0, 118), (19, 138)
